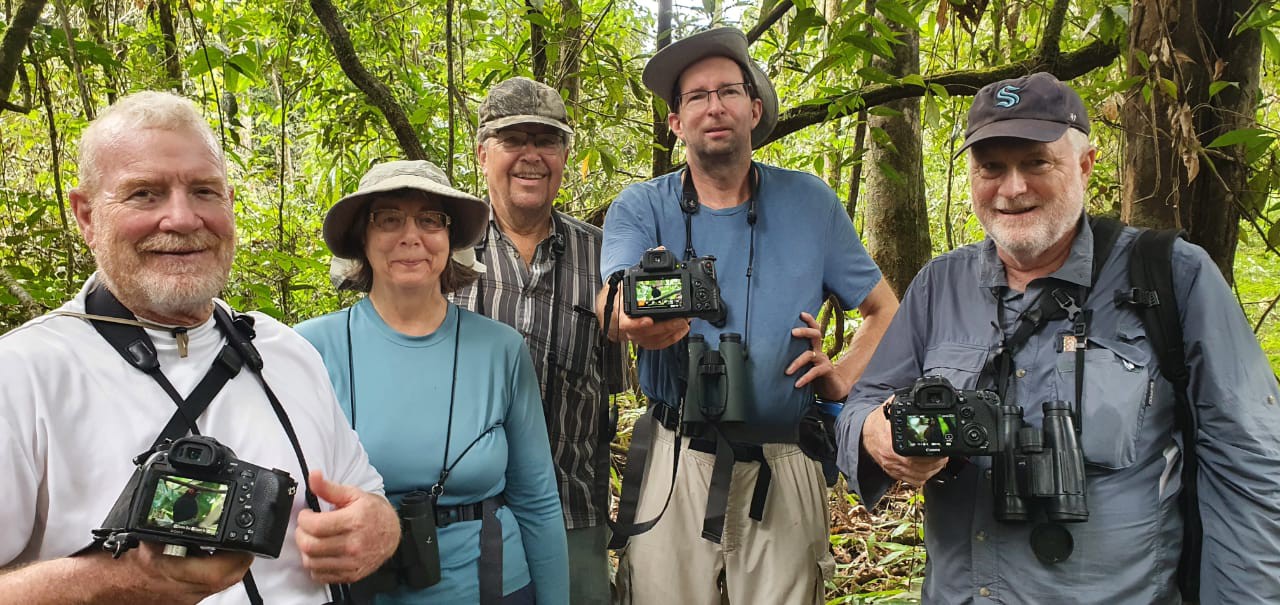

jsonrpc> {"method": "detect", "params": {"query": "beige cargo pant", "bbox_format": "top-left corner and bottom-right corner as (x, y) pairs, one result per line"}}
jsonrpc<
(614, 425), (835, 605)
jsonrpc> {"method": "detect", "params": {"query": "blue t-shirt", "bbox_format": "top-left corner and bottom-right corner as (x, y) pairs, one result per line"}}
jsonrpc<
(295, 300), (568, 604)
(601, 162), (881, 443)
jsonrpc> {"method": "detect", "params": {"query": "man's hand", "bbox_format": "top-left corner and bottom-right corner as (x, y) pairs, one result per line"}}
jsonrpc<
(120, 542), (253, 604)
(294, 471), (399, 584)
(786, 312), (850, 400)
(0, 542), (252, 605)
(598, 282), (689, 349)
(861, 396), (949, 486)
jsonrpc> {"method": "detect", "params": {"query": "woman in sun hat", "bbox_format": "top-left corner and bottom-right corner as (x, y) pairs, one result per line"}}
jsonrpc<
(295, 160), (568, 605)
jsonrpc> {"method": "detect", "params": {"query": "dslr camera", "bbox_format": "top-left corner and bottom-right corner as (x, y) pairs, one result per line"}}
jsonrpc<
(682, 333), (751, 429)
(888, 375), (1002, 456)
(95, 435), (296, 558)
(889, 376), (1088, 525)
(623, 249), (726, 327)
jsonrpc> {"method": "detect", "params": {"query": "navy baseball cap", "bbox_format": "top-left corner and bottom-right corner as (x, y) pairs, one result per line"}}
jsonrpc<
(957, 72), (1089, 156)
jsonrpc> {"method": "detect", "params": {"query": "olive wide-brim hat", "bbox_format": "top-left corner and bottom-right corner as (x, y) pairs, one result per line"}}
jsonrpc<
(322, 160), (488, 259)
(641, 27), (779, 148)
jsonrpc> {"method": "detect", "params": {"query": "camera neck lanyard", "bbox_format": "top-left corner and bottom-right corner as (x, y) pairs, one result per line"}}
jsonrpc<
(985, 217), (1125, 436)
(471, 213), (567, 421)
(679, 166), (759, 343)
(76, 286), (347, 605)
(990, 285), (1089, 434)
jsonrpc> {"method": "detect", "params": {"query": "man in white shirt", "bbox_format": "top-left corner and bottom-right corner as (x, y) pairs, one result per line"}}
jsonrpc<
(0, 90), (399, 604)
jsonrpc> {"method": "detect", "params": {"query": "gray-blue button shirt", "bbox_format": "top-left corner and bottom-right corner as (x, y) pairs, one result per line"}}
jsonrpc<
(836, 216), (1280, 604)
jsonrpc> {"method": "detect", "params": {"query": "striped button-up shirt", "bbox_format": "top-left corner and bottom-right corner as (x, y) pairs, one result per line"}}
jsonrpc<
(450, 211), (626, 529)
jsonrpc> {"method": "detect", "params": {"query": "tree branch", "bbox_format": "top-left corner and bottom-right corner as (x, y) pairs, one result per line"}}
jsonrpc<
(746, 0), (793, 44)
(763, 38), (1120, 146)
(0, 268), (42, 315)
(1035, 0), (1071, 62)
(308, 0), (427, 161)
(1, 99), (31, 113)
(0, 0), (49, 109)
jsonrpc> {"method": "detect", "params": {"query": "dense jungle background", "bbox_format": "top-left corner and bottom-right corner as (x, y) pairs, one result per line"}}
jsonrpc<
(3, 0), (1278, 600)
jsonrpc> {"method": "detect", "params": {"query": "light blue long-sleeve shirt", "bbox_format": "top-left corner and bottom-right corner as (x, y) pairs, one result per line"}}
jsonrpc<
(297, 300), (568, 603)
(837, 215), (1280, 603)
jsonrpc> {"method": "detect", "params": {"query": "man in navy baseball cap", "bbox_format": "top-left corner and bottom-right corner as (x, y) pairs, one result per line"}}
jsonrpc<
(839, 70), (1280, 604)
(957, 71), (1090, 155)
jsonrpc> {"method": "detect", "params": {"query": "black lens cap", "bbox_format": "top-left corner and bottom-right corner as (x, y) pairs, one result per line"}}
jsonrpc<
(1030, 523), (1074, 564)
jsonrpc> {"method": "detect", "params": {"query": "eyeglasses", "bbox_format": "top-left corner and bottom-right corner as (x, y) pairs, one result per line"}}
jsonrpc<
(492, 130), (566, 152)
(368, 209), (451, 233)
(677, 83), (752, 111)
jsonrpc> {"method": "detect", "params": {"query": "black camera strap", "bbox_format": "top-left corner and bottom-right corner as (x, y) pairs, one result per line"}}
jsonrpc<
(79, 286), (349, 605)
(679, 166), (759, 344)
(600, 271), (686, 550)
(988, 217), (1123, 433)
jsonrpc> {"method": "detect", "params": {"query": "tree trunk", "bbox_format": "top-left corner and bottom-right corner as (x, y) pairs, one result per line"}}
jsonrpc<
(1121, 0), (1261, 283)
(0, 0), (49, 112)
(309, 0), (427, 161)
(446, 0), (456, 175)
(862, 6), (929, 299)
(53, 0), (95, 119)
(649, 0), (674, 177)
(555, 0), (581, 106)
(154, 0), (182, 90)
(527, 0), (547, 82)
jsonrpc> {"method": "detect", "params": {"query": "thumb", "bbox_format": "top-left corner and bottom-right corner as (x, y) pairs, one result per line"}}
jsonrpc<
(308, 469), (360, 509)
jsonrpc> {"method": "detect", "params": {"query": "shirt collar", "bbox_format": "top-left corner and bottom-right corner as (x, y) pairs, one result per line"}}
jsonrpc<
(977, 212), (1093, 289)
(483, 203), (565, 259)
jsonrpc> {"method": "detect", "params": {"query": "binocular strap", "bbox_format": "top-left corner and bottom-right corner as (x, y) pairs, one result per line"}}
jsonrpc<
(699, 429), (770, 544)
(478, 498), (504, 605)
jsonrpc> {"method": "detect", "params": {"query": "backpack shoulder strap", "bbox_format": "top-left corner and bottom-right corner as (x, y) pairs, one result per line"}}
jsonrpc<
(1122, 226), (1200, 601)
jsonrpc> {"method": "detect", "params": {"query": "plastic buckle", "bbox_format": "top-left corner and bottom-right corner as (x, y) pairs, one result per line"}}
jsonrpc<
(1050, 289), (1081, 321)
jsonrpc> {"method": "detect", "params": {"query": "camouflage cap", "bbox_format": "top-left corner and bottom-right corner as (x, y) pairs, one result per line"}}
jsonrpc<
(477, 77), (573, 136)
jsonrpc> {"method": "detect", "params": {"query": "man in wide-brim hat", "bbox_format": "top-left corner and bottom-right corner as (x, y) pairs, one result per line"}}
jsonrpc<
(598, 26), (898, 604)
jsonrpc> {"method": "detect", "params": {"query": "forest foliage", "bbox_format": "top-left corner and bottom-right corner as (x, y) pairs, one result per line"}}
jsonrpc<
(3, 0), (1280, 598)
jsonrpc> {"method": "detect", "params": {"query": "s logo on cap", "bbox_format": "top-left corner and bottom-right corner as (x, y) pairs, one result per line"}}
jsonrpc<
(995, 85), (1021, 108)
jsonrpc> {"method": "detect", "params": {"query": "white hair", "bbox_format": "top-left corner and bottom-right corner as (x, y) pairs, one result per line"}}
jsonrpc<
(77, 91), (224, 194)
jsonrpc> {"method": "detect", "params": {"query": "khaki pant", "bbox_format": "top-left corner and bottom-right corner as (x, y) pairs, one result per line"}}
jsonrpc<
(614, 425), (835, 605)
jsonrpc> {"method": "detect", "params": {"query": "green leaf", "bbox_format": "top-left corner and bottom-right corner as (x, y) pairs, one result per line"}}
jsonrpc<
(874, 0), (918, 29)
(523, 11), (553, 28)
(1261, 27), (1280, 60)
(900, 74), (926, 89)
(1206, 128), (1272, 148)
(226, 54), (262, 82)
(1158, 77), (1178, 99)
(1208, 81), (1238, 98)
(868, 106), (903, 118)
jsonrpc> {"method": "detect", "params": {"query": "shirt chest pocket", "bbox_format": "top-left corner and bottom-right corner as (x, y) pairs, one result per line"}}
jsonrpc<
(551, 295), (599, 381)
(921, 343), (990, 391)
(1056, 332), (1153, 470)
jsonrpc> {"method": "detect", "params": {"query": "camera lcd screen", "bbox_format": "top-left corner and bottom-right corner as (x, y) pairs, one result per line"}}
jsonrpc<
(143, 475), (231, 538)
(633, 276), (684, 310)
(904, 414), (958, 447)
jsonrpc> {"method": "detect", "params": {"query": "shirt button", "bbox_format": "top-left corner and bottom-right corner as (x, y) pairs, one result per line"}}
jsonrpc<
(975, 531), (986, 542)
(1015, 368), (1027, 378)
(979, 587), (991, 597)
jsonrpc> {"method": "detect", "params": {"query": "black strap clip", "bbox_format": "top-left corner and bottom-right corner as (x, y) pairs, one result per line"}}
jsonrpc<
(1050, 288), (1082, 322)
(1114, 287), (1160, 308)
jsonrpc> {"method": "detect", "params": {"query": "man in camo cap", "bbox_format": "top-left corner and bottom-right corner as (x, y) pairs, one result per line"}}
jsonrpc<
(449, 76), (626, 605)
